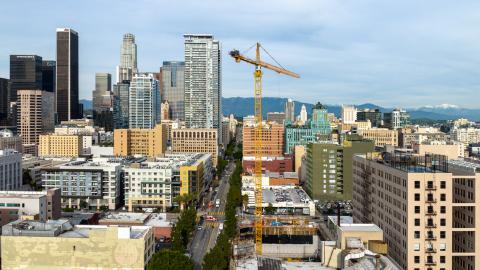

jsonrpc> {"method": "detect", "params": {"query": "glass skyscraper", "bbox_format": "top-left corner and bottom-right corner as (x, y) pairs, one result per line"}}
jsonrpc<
(160, 61), (185, 121)
(128, 73), (159, 129)
(113, 80), (130, 129)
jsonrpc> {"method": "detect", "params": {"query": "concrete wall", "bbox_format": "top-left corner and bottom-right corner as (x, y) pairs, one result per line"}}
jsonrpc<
(262, 235), (318, 258)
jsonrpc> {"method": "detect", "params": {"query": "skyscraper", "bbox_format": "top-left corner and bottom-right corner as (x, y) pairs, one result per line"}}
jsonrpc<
(113, 80), (130, 129)
(184, 34), (221, 133)
(129, 73), (159, 129)
(384, 108), (410, 129)
(160, 61), (185, 120)
(9, 55), (43, 104)
(116, 33), (137, 83)
(284, 98), (295, 123)
(0, 78), (8, 125)
(92, 73), (113, 130)
(299, 104), (307, 123)
(56, 28), (79, 121)
(41, 60), (56, 93)
(341, 104), (357, 124)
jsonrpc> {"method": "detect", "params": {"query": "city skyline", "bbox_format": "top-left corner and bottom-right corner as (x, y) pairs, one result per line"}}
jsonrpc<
(1, 0), (480, 109)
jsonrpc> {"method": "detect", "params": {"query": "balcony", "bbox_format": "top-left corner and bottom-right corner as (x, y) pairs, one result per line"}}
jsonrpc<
(425, 223), (437, 228)
(425, 210), (437, 216)
(425, 261), (436, 266)
(425, 248), (437, 253)
(425, 185), (437, 191)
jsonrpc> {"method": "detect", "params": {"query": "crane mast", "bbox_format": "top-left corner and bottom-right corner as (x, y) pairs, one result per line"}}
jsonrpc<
(230, 43), (299, 255)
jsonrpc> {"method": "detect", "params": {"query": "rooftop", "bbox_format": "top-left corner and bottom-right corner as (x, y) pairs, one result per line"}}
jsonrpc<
(338, 223), (383, 233)
(0, 190), (48, 199)
(262, 187), (312, 204)
(100, 212), (150, 224)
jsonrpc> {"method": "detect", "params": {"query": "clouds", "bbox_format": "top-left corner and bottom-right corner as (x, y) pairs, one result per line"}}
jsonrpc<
(0, 0), (479, 108)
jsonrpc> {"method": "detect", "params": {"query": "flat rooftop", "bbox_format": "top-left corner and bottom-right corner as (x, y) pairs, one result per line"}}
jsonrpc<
(262, 187), (311, 204)
(0, 191), (47, 199)
(338, 223), (382, 233)
(328, 215), (353, 225)
(100, 212), (150, 223)
(145, 213), (173, 227)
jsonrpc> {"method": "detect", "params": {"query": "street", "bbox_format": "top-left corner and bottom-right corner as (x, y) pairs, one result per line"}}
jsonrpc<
(189, 161), (235, 269)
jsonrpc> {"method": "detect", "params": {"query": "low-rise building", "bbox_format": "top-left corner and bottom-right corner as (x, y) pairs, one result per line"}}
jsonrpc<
(125, 153), (213, 211)
(242, 155), (294, 174)
(413, 141), (464, 159)
(41, 160), (122, 210)
(450, 127), (480, 144)
(0, 129), (22, 152)
(1, 220), (154, 270)
(0, 149), (22, 190)
(242, 172), (299, 187)
(113, 124), (168, 157)
(38, 134), (84, 157)
(358, 128), (398, 147)
(0, 189), (61, 225)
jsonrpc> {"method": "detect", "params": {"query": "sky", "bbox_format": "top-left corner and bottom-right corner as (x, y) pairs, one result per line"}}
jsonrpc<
(1, 0), (480, 108)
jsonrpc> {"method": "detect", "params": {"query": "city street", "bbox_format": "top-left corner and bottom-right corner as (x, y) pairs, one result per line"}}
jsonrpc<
(189, 161), (235, 269)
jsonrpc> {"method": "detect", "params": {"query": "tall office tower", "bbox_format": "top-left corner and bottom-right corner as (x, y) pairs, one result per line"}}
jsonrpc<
(17, 90), (55, 146)
(41, 60), (56, 93)
(56, 28), (79, 121)
(92, 73), (113, 130)
(161, 101), (170, 120)
(184, 34), (221, 133)
(113, 80), (130, 129)
(284, 98), (295, 123)
(357, 108), (382, 127)
(129, 73), (159, 129)
(384, 108), (410, 129)
(299, 104), (307, 123)
(341, 104), (357, 124)
(9, 55), (43, 104)
(116, 33), (138, 83)
(160, 61), (185, 120)
(0, 78), (8, 125)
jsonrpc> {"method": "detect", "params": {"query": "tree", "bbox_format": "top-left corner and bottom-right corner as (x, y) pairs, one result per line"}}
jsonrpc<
(79, 200), (89, 210)
(99, 205), (109, 212)
(242, 194), (249, 211)
(265, 203), (275, 215)
(147, 249), (194, 270)
(174, 193), (197, 211)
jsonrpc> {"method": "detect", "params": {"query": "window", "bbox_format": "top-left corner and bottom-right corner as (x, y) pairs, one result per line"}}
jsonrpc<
(440, 256), (445, 263)
(414, 193), (420, 201)
(415, 206), (420, 213)
(439, 243), (446, 251)
(414, 256), (420, 263)
(414, 181), (420, 188)
(413, 243), (420, 251)
(415, 219), (420, 226)
(414, 231), (420, 238)
(440, 206), (446, 214)
(440, 194), (446, 201)
(440, 218), (446, 226)
(440, 231), (446, 238)
(440, 181), (446, 189)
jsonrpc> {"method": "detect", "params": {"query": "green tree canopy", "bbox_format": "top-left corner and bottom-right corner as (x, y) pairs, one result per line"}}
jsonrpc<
(147, 249), (194, 270)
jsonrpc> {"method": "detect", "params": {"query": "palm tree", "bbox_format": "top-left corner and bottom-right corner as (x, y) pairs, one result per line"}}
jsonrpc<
(174, 193), (197, 211)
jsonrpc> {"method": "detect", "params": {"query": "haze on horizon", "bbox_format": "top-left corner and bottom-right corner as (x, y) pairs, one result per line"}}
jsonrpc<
(1, 0), (479, 108)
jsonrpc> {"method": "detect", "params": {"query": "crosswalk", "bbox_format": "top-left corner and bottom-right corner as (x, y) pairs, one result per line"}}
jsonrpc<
(197, 211), (225, 217)
(203, 222), (221, 228)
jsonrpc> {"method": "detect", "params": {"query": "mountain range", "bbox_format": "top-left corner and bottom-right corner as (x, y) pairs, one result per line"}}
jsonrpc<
(80, 98), (480, 121)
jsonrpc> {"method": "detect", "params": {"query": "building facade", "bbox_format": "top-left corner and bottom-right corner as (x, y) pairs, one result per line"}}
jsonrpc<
(41, 60), (56, 93)
(353, 153), (480, 270)
(0, 78), (9, 125)
(184, 34), (221, 140)
(357, 108), (382, 127)
(160, 61), (185, 121)
(171, 128), (219, 165)
(116, 33), (138, 83)
(358, 128), (398, 147)
(267, 112), (286, 124)
(113, 80), (130, 129)
(0, 129), (22, 152)
(17, 89), (55, 146)
(129, 73), (160, 129)
(113, 124), (168, 157)
(92, 73), (113, 130)
(384, 109), (410, 129)
(9, 55), (43, 105)
(284, 98), (295, 123)
(243, 121), (284, 157)
(38, 134), (84, 157)
(341, 105), (357, 124)
(0, 149), (22, 190)
(56, 28), (80, 121)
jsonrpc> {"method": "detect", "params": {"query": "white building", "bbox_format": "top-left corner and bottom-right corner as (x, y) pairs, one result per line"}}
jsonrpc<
(116, 33), (138, 83)
(0, 189), (61, 222)
(184, 34), (222, 141)
(341, 104), (357, 124)
(41, 160), (122, 210)
(0, 149), (22, 190)
(129, 73), (160, 129)
(450, 127), (480, 144)
(299, 104), (307, 124)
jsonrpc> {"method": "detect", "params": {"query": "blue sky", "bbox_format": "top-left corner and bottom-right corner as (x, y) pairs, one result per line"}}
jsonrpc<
(1, 0), (480, 108)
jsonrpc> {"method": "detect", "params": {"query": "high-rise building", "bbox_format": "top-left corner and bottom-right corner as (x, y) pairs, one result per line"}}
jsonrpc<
(341, 104), (357, 124)
(161, 101), (170, 120)
(285, 102), (331, 154)
(160, 61), (185, 120)
(357, 108), (382, 127)
(9, 55), (43, 104)
(243, 121), (284, 157)
(41, 60), (56, 93)
(0, 78), (8, 124)
(113, 124), (167, 157)
(92, 73), (113, 130)
(299, 104), (307, 123)
(184, 35), (221, 136)
(353, 153), (480, 270)
(284, 98), (295, 123)
(56, 28), (79, 121)
(305, 134), (374, 201)
(0, 149), (22, 190)
(383, 108), (410, 129)
(171, 128), (219, 165)
(113, 80), (130, 129)
(129, 73), (159, 129)
(116, 33), (138, 83)
(16, 90), (55, 146)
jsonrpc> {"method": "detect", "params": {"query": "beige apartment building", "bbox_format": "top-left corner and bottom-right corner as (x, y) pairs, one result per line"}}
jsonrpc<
(243, 121), (284, 157)
(38, 134), (83, 157)
(353, 152), (480, 270)
(358, 128), (398, 147)
(17, 89), (55, 146)
(171, 128), (218, 165)
(114, 124), (167, 157)
(1, 220), (154, 270)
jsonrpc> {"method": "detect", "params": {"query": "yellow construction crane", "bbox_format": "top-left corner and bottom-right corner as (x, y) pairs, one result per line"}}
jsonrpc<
(230, 43), (299, 255)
